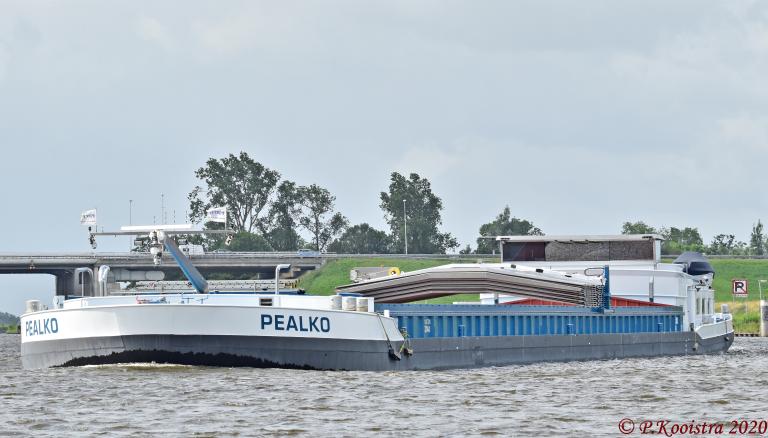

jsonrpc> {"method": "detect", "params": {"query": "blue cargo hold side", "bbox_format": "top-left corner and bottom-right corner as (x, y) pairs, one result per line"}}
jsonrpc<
(377, 304), (684, 339)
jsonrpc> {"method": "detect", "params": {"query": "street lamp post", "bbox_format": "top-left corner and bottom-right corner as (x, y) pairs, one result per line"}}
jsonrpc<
(403, 199), (408, 255)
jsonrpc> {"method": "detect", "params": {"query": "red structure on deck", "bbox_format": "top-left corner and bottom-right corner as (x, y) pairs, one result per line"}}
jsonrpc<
(503, 297), (669, 307)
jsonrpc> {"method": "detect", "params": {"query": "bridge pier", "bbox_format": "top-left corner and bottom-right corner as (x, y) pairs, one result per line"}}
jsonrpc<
(55, 271), (72, 295)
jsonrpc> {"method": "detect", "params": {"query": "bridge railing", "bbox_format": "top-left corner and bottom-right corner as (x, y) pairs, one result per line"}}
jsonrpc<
(0, 252), (499, 260)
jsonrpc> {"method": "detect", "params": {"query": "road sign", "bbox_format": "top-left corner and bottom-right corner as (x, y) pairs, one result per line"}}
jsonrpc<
(732, 279), (749, 298)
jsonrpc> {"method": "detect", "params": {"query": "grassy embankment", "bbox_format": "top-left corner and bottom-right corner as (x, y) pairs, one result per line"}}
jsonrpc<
(0, 324), (19, 334)
(298, 257), (494, 304)
(708, 259), (768, 334)
(299, 258), (768, 333)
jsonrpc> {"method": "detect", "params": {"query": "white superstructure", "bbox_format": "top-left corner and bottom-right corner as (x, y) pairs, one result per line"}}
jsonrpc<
(480, 235), (726, 332)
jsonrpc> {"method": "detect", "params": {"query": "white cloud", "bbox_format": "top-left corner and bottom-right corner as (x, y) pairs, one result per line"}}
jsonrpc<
(395, 143), (466, 179)
(135, 17), (174, 51)
(2, 0), (768, 251)
(716, 114), (768, 152)
(193, 15), (257, 55)
(3, 0), (768, 310)
(0, 44), (8, 82)
(190, 5), (319, 55)
(609, 10), (768, 100)
(691, 113), (768, 183)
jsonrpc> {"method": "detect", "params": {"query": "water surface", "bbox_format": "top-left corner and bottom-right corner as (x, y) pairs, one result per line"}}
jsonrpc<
(1, 335), (765, 436)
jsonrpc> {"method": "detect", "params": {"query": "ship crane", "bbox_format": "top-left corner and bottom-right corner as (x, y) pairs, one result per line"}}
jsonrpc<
(89, 224), (234, 294)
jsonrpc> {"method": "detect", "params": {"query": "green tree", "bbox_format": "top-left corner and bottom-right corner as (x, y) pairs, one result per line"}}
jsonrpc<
(660, 226), (704, 254)
(379, 172), (458, 254)
(709, 234), (736, 255)
(297, 184), (348, 251)
(733, 240), (750, 255)
(327, 223), (391, 254)
(621, 221), (706, 254)
(750, 220), (765, 255)
(265, 181), (305, 250)
(476, 206), (543, 254)
(0, 311), (19, 325)
(188, 152), (280, 233)
(187, 152), (311, 252)
(621, 221), (657, 235)
(227, 232), (274, 252)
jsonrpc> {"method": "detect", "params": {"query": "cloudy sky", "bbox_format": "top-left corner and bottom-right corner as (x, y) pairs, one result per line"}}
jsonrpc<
(1, 1), (767, 313)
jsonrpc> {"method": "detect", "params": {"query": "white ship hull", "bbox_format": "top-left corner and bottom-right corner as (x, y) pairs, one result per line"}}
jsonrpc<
(20, 297), (734, 371)
(21, 301), (404, 370)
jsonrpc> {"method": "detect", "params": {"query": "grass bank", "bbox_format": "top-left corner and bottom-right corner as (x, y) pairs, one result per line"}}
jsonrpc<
(709, 259), (768, 334)
(298, 257), (492, 304)
(299, 257), (768, 333)
(0, 324), (19, 334)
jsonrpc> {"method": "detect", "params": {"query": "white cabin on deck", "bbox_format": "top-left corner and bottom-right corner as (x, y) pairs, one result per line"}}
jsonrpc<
(479, 234), (717, 331)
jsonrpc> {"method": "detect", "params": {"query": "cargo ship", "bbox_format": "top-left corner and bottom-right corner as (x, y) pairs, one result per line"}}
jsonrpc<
(20, 227), (733, 370)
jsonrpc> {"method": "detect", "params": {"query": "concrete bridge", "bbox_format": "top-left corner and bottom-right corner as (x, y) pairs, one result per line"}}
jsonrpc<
(0, 251), (497, 296)
(0, 252), (324, 296)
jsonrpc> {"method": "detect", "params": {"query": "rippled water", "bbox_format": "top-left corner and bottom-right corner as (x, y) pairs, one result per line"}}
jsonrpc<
(1, 335), (767, 437)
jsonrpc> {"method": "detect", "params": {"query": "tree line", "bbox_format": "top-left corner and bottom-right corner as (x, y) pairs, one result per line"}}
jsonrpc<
(184, 152), (764, 256)
(187, 152), (460, 254)
(621, 220), (768, 256)
(0, 311), (19, 325)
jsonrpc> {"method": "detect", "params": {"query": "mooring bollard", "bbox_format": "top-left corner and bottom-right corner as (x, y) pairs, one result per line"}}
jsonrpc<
(761, 300), (768, 337)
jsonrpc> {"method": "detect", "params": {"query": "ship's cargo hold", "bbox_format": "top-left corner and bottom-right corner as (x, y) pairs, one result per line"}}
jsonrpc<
(338, 264), (604, 306)
(378, 303), (684, 338)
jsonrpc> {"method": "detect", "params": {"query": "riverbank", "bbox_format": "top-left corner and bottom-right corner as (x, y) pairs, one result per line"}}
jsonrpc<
(708, 259), (768, 334)
(299, 257), (768, 333)
(0, 324), (19, 334)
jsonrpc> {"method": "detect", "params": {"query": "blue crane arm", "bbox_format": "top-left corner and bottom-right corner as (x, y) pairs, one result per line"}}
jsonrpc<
(163, 238), (209, 294)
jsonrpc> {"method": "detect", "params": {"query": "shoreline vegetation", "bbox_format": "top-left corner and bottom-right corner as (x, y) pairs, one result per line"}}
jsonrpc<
(0, 325), (19, 334)
(299, 257), (768, 334)
(0, 312), (20, 334)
